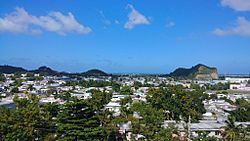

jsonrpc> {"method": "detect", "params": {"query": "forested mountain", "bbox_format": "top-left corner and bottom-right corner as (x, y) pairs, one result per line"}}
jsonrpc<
(170, 64), (218, 80)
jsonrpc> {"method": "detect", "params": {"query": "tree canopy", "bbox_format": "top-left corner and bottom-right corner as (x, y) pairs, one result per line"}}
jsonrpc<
(0, 94), (54, 140)
(146, 86), (206, 122)
(229, 99), (250, 122)
(56, 98), (104, 141)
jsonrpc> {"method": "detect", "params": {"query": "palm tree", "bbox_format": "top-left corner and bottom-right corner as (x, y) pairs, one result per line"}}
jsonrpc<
(222, 116), (246, 141)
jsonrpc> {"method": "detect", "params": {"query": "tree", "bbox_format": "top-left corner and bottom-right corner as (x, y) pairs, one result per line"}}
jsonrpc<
(56, 91), (71, 101)
(42, 102), (60, 118)
(207, 82), (229, 90)
(11, 79), (23, 87)
(0, 107), (12, 140)
(229, 99), (250, 122)
(120, 85), (133, 95)
(0, 74), (6, 82)
(85, 89), (124, 140)
(130, 101), (173, 141)
(222, 116), (247, 141)
(10, 87), (19, 93)
(146, 86), (206, 122)
(87, 89), (112, 112)
(103, 96), (134, 140)
(0, 94), (54, 140)
(98, 109), (123, 141)
(134, 81), (143, 90)
(56, 98), (104, 141)
(119, 96), (133, 121)
(179, 90), (206, 122)
(112, 82), (121, 92)
(190, 83), (204, 90)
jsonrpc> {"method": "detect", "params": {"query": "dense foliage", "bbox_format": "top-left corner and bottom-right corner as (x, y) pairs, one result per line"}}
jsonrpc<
(57, 98), (104, 141)
(0, 85), (248, 141)
(0, 74), (6, 82)
(0, 95), (54, 140)
(120, 86), (133, 95)
(130, 102), (173, 140)
(222, 116), (247, 141)
(146, 86), (206, 122)
(206, 82), (230, 90)
(229, 99), (250, 122)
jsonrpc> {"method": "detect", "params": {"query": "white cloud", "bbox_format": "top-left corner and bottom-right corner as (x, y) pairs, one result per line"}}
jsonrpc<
(0, 7), (91, 35)
(220, 0), (250, 11)
(165, 21), (175, 28)
(0, 7), (36, 33)
(124, 4), (150, 29)
(212, 17), (250, 37)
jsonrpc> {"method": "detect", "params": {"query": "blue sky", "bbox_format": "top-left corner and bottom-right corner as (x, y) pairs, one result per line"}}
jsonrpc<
(0, 0), (250, 74)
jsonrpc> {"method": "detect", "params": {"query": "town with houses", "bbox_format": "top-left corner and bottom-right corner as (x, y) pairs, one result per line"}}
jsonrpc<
(0, 64), (249, 140)
(1, 0), (250, 140)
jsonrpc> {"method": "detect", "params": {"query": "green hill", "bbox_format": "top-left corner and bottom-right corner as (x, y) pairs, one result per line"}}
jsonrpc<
(82, 69), (109, 76)
(31, 66), (59, 76)
(170, 64), (218, 80)
(0, 65), (28, 74)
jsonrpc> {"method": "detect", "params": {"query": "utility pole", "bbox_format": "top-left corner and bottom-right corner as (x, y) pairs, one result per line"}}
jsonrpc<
(187, 115), (191, 141)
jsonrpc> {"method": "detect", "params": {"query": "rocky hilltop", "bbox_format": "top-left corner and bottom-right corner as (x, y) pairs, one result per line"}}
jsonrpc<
(170, 64), (219, 80)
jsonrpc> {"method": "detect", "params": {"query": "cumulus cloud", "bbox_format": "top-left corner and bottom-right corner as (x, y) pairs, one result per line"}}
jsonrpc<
(212, 17), (250, 37)
(220, 0), (250, 11)
(124, 4), (150, 29)
(0, 7), (91, 35)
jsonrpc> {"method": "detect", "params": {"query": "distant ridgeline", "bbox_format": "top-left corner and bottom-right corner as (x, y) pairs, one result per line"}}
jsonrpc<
(0, 65), (27, 74)
(0, 65), (109, 77)
(170, 64), (219, 80)
(0, 64), (218, 79)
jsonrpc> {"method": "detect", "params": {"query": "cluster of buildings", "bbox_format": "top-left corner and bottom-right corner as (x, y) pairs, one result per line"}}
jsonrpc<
(0, 73), (250, 140)
(226, 77), (250, 91)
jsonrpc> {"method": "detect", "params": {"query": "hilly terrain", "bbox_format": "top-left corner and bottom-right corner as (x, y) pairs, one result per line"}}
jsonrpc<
(0, 65), (109, 76)
(0, 65), (27, 74)
(82, 69), (108, 76)
(170, 64), (218, 80)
